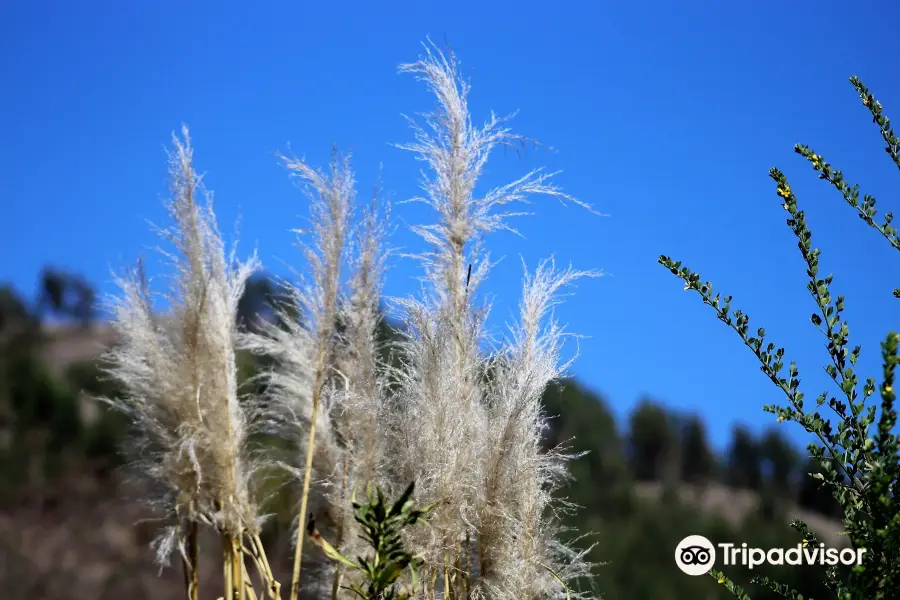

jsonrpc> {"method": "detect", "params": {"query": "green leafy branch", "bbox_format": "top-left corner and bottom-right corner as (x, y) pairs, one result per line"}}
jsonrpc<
(851, 77), (900, 174)
(306, 482), (434, 600)
(793, 76), (900, 296)
(659, 76), (900, 599)
(658, 249), (861, 505)
(708, 569), (752, 600)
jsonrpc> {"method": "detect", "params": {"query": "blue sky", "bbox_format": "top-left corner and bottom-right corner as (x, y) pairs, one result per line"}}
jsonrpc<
(2, 1), (899, 452)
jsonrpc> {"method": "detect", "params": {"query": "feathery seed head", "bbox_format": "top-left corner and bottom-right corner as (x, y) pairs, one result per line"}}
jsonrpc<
(478, 259), (598, 598)
(398, 40), (595, 312)
(391, 44), (600, 597)
(102, 127), (260, 561)
(241, 150), (367, 582)
(242, 150), (356, 455)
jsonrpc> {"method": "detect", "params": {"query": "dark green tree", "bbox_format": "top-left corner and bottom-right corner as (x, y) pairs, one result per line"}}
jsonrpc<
(627, 398), (677, 482)
(759, 427), (798, 499)
(37, 267), (96, 327)
(38, 267), (67, 316)
(725, 425), (762, 491)
(543, 379), (630, 512)
(679, 414), (716, 485)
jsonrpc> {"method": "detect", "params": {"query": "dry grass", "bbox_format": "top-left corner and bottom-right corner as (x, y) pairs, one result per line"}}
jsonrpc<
(633, 481), (848, 547)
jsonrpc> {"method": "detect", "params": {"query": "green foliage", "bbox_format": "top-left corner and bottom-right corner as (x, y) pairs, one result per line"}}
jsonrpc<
(585, 491), (832, 600)
(0, 349), (82, 490)
(543, 379), (632, 513)
(627, 398), (678, 482)
(709, 570), (754, 600)
(660, 76), (900, 599)
(65, 359), (129, 462)
(539, 378), (835, 600)
(798, 456), (841, 518)
(0, 283), (128, 494)
(727, 425), (764, 492)
(0, 284), (37, 335)
(680, 415), (717, 485)
(306, 482), (432, 600)
(759, 429), (799, 499)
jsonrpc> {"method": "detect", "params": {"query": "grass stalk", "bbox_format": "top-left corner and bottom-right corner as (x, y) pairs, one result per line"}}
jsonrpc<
(330, 565), (344, 600)
(222, 532), (246, 600)
(182, 520), (199, 600)
(242, 559), (259, 600)
(232, 535), (245, 600)
(290, 347), (328, 600)
(330, 456), (349, 600)
(454, 549), (462, 600)
(246, 533), (282, 600)
(443, 556), (451, 600)
(223, 535), (235, 600)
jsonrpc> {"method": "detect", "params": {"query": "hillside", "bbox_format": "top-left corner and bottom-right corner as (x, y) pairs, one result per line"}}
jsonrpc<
(0, 301), (847, 599)
(33, 322), (847, 539)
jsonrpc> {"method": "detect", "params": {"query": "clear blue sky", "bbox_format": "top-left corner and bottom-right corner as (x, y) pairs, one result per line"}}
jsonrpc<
(2, 1), (899, 452)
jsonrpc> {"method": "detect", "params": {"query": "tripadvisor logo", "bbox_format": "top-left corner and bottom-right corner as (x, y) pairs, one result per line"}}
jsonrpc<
(675, 535), (867, 576)
(676, 535), (717, 576)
